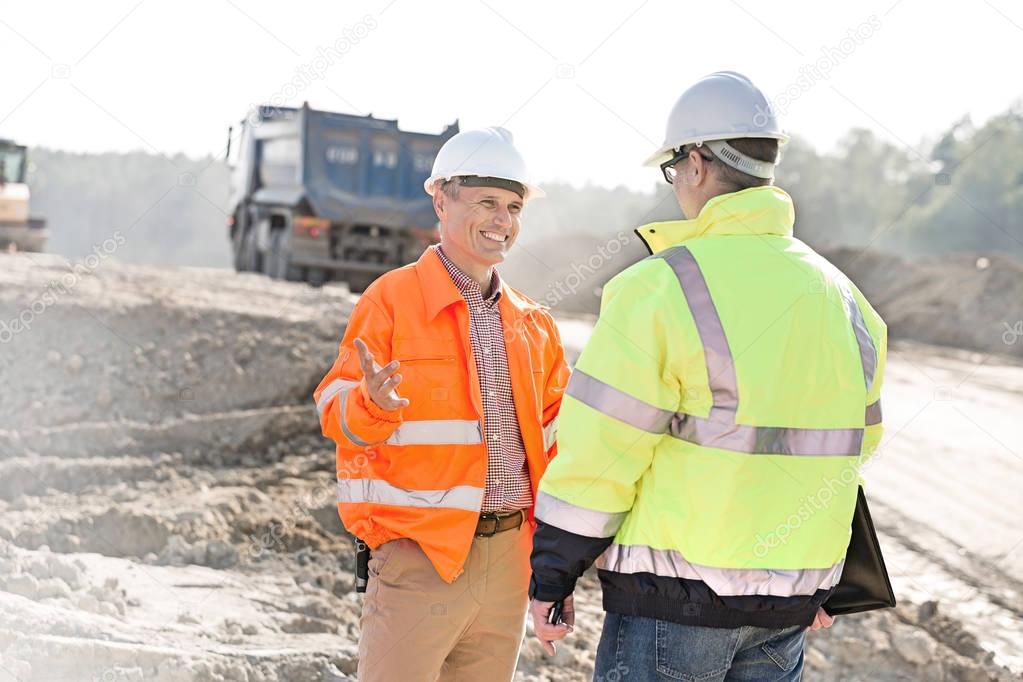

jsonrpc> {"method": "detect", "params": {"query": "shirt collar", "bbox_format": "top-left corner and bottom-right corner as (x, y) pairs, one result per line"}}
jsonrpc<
(635, 186), (796, 255)
(435, 245), (503, 305)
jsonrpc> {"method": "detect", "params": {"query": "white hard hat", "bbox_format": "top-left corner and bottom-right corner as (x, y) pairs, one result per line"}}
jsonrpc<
(425, 126), (544, 200)
(643, 71), (789, 175)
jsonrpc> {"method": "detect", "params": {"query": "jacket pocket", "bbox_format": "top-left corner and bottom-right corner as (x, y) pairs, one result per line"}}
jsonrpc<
(391, 339), (460, 410)
(393, 338), (458, 363)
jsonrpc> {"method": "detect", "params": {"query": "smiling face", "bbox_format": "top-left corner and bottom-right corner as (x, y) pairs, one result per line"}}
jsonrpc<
(433, 181), (523, 275)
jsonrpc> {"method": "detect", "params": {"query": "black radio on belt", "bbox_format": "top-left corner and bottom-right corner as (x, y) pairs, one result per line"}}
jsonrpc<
(355, 537), (370, 593)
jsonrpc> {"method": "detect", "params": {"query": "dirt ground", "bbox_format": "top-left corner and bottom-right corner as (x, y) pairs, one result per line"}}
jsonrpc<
(1, 252), (1021, 681)
(825, 249), (1023, 360)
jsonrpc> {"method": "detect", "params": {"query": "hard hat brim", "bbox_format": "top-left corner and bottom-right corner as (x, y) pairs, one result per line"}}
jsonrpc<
(424, 173), (545, 201)
(642, 131), (791, 167)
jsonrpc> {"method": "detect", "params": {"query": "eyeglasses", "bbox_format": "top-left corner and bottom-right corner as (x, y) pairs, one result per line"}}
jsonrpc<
(660, 146), (713, 184)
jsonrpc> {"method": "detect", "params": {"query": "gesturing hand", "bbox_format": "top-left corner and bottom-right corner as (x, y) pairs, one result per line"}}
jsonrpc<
(354, 337), (410, 411)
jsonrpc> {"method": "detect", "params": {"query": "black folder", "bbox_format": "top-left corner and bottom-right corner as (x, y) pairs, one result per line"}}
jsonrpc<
(823, 486), (897, 616)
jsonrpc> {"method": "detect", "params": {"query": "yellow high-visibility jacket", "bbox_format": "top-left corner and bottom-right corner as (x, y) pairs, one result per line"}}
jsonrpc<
(530, 186), (886, 629)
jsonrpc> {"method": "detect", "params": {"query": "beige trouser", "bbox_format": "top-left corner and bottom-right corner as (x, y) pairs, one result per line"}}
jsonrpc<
(357, 523), (532, 682)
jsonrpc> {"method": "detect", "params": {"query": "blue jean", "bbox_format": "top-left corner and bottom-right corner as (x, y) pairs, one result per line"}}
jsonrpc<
(594, 613), (806, 682)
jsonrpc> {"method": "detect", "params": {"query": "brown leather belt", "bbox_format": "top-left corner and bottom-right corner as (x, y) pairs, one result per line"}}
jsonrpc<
(475, 510), (525, 537)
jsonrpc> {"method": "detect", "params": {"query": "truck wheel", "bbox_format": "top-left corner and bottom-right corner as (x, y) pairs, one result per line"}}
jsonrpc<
(231, 220), (246, 271)
(265, 228), (292, 280)
(238, 227), (261, 272)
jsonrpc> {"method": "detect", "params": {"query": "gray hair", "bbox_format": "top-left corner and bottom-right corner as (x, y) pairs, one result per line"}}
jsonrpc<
(436, 177), (461, 198)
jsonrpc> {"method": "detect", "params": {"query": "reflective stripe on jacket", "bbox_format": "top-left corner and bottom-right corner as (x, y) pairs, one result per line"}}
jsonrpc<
(315, 246), (570, 582)
(531, 186), (887, 628)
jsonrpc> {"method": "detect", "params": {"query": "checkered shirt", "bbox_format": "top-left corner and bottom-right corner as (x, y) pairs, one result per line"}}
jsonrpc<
(436, 246), (532, 513)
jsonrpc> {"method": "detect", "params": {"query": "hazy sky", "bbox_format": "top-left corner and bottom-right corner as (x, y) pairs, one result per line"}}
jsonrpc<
(2, 0), (1021, 191)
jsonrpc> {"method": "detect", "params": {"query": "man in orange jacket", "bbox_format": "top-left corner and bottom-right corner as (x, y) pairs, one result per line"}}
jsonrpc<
(314, 126), (570, 681)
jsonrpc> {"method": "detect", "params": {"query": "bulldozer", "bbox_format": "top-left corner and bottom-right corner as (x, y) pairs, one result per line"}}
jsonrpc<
(0, 139), (47, 253)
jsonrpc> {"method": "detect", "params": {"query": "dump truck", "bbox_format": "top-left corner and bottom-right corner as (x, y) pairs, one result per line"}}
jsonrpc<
(0, 139), (47, 253)
(225, 103), (458, 290)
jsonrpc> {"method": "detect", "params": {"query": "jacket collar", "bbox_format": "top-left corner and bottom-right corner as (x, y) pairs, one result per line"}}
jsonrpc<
(416, 245), (543, 322)
(635, 186), (795, 254)
(435, 244), (504, 305)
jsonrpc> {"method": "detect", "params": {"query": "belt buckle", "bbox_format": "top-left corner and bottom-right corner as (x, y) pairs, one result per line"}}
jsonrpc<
(476, 512), (499, 537)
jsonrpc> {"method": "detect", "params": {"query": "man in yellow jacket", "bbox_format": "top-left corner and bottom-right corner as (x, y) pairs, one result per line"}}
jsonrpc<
(529, 72), (886, 681)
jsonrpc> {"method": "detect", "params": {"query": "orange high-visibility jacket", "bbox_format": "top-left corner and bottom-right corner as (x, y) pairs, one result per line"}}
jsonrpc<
(314, 246), (571, 582)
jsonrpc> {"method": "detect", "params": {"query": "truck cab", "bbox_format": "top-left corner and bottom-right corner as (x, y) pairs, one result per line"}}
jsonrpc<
(225, 103), (457, 290)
